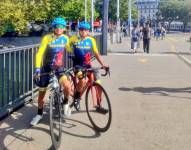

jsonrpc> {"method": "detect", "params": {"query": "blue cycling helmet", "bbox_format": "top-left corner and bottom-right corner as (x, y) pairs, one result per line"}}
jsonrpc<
(52, 17), (66, 27)
(78, 21), (90, 30)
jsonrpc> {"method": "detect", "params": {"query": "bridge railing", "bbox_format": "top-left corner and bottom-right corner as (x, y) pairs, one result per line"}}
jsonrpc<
(0, 34), (103, 119)
(0, 45), (38, 119)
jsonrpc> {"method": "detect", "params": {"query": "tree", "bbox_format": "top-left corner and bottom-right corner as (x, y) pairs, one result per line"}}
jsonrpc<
(0, 0), (28, 35)
(95, 0), (137, 22)
(25, 0), (51, 22)
(48, 0), (99, 22)
(158, 0), (191, 31)
(0, 0), (100, 36)
(178, 1), (191, 31)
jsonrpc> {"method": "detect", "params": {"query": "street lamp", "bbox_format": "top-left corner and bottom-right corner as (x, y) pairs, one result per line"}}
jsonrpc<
(91, 0), (94, 34)
(102, 0), (109, 55)
(116, 0), (120, 43)
(128, 0), (132, 37)
(85, 0), (87, 22)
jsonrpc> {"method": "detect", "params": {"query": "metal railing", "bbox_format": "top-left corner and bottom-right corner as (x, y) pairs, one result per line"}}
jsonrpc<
(0, 45), (40, 119)
(0, 34), (103, 119)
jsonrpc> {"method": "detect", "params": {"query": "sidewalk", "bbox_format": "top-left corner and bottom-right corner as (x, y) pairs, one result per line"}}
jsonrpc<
(1, 33), (191, 150)
(109, 34), (190, 56)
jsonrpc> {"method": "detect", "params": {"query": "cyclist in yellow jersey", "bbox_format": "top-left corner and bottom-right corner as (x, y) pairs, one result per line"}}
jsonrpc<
(69, 21), (108, 111)
(31, 17), (72, 126)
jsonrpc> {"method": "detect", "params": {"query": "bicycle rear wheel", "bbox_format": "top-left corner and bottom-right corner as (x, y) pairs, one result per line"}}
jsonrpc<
(49, 91), (62, 149)
(85, 82), (112, 132)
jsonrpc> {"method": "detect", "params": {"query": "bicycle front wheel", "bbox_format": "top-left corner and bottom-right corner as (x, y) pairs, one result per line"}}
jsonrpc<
(49, 91), (62, 149)
(85, 82), (112, 132)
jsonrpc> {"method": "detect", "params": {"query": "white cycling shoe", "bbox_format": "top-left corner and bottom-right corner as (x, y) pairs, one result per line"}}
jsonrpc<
(63, 104), (71, 118)
(30, 115), (43, 126)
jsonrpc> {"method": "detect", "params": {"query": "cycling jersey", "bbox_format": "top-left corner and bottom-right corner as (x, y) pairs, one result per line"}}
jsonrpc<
(69, 35), (98, 66)
(35, 33), (70, 68)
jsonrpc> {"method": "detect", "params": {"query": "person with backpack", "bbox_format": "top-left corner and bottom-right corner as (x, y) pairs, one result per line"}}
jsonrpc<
(131, 25), (140, 53)
(142, 23), (151, 53)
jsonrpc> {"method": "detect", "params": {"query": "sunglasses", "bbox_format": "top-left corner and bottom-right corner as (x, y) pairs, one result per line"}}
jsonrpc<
(55, 24), (65, 29)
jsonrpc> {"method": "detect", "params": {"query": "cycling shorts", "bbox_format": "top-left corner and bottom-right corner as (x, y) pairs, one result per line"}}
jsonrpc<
(38, 65), (68, 90)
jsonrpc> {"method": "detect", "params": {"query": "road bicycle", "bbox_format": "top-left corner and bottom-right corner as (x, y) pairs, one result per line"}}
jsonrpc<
(68, 65), (112, 132)
(34, 69), (73, 150)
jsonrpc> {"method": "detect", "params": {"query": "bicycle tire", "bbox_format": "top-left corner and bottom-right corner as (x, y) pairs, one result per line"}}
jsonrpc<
(85, 82), (112, 132)
(49, 91), (62, 149)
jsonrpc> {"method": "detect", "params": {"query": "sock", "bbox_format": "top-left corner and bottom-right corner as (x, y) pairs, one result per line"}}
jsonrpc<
(38, 108), (43, 116)
(63, 98), (68, 105)
(74, 91), (81, 99)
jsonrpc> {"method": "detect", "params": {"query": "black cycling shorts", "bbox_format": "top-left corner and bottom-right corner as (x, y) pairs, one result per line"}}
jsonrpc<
(38, 65), (66, 88)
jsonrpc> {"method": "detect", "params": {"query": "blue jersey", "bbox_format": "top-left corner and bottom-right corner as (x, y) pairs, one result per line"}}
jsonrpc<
(36, 33), (70, 68)
(69, 35), (98, 66)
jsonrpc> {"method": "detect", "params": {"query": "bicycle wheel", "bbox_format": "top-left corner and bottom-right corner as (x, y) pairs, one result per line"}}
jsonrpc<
(49, 91), (62, 149)
(85, 82), (112, 132)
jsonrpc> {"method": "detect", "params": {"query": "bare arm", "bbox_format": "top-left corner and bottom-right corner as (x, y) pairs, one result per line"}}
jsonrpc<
(94, 53), (108, 68)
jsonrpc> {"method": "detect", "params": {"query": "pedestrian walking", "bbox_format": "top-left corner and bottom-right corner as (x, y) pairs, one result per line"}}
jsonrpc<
(161, 26), (166, 40)
(131, 25), (140, 53)
(156, 26), (161, 40)
(142, 23), (151, 54)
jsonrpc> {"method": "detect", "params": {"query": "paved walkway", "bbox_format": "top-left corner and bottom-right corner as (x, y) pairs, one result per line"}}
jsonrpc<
(1, 33), (191, 150)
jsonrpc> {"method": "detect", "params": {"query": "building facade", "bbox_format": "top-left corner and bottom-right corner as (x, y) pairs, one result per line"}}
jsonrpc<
(135, 0), (162, 24)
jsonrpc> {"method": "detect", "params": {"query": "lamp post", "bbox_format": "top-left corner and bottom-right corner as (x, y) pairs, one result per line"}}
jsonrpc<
(116, 0), (120, 43)
(102, 0), (109, 55)
(85, 0), (87, 21)
(128, 0), (132, 37)
(91, 0), (94, 34)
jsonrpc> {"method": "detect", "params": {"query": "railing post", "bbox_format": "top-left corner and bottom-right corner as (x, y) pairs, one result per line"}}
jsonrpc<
(31, 48), (34, 100)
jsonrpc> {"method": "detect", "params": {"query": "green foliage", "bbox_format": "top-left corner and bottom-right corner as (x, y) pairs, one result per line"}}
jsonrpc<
(95, 0), (137, 22)
(0, 0), (28, 35)
(159, 0), (191, 22)
(0, 0), (100, 36)
(0, 0), (139, 35)
(158, 0), (191, 30)
(26, 0), (50, 22)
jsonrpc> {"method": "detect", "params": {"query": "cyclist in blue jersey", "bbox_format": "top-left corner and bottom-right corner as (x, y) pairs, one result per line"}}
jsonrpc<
(31, 17), (72, 126)
(69, 21), (109, 111)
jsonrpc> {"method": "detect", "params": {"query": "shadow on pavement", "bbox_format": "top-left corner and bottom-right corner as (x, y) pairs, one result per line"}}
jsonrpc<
(40, 108), (101, 139)
(119, 87), (191, 100)
(0, 102), (37, 149)
(0, 102), (100, 150)
(61, 118), (101, 138)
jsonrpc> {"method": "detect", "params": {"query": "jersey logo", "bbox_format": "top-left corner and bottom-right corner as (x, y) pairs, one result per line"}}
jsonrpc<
(84, 52), (91, 65)
(53, 51), (64, 66)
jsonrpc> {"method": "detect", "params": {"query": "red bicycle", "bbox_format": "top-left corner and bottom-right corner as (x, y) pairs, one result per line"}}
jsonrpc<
(68, 66), (112, 132)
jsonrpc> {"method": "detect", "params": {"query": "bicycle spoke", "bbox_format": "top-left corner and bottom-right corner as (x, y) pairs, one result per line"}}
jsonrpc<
(86, 83), (112, 132)
(49, 91), (62, 149)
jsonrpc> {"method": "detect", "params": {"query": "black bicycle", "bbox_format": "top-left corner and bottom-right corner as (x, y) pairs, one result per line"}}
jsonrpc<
(49, 70), (63, 149)
(34, 69), (73, 150)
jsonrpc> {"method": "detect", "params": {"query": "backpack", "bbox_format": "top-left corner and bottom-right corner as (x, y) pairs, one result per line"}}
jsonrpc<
(132, 29), (139, 41)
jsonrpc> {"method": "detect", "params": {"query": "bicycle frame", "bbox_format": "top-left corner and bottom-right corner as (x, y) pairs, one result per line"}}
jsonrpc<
(74, 71), (102, 108)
